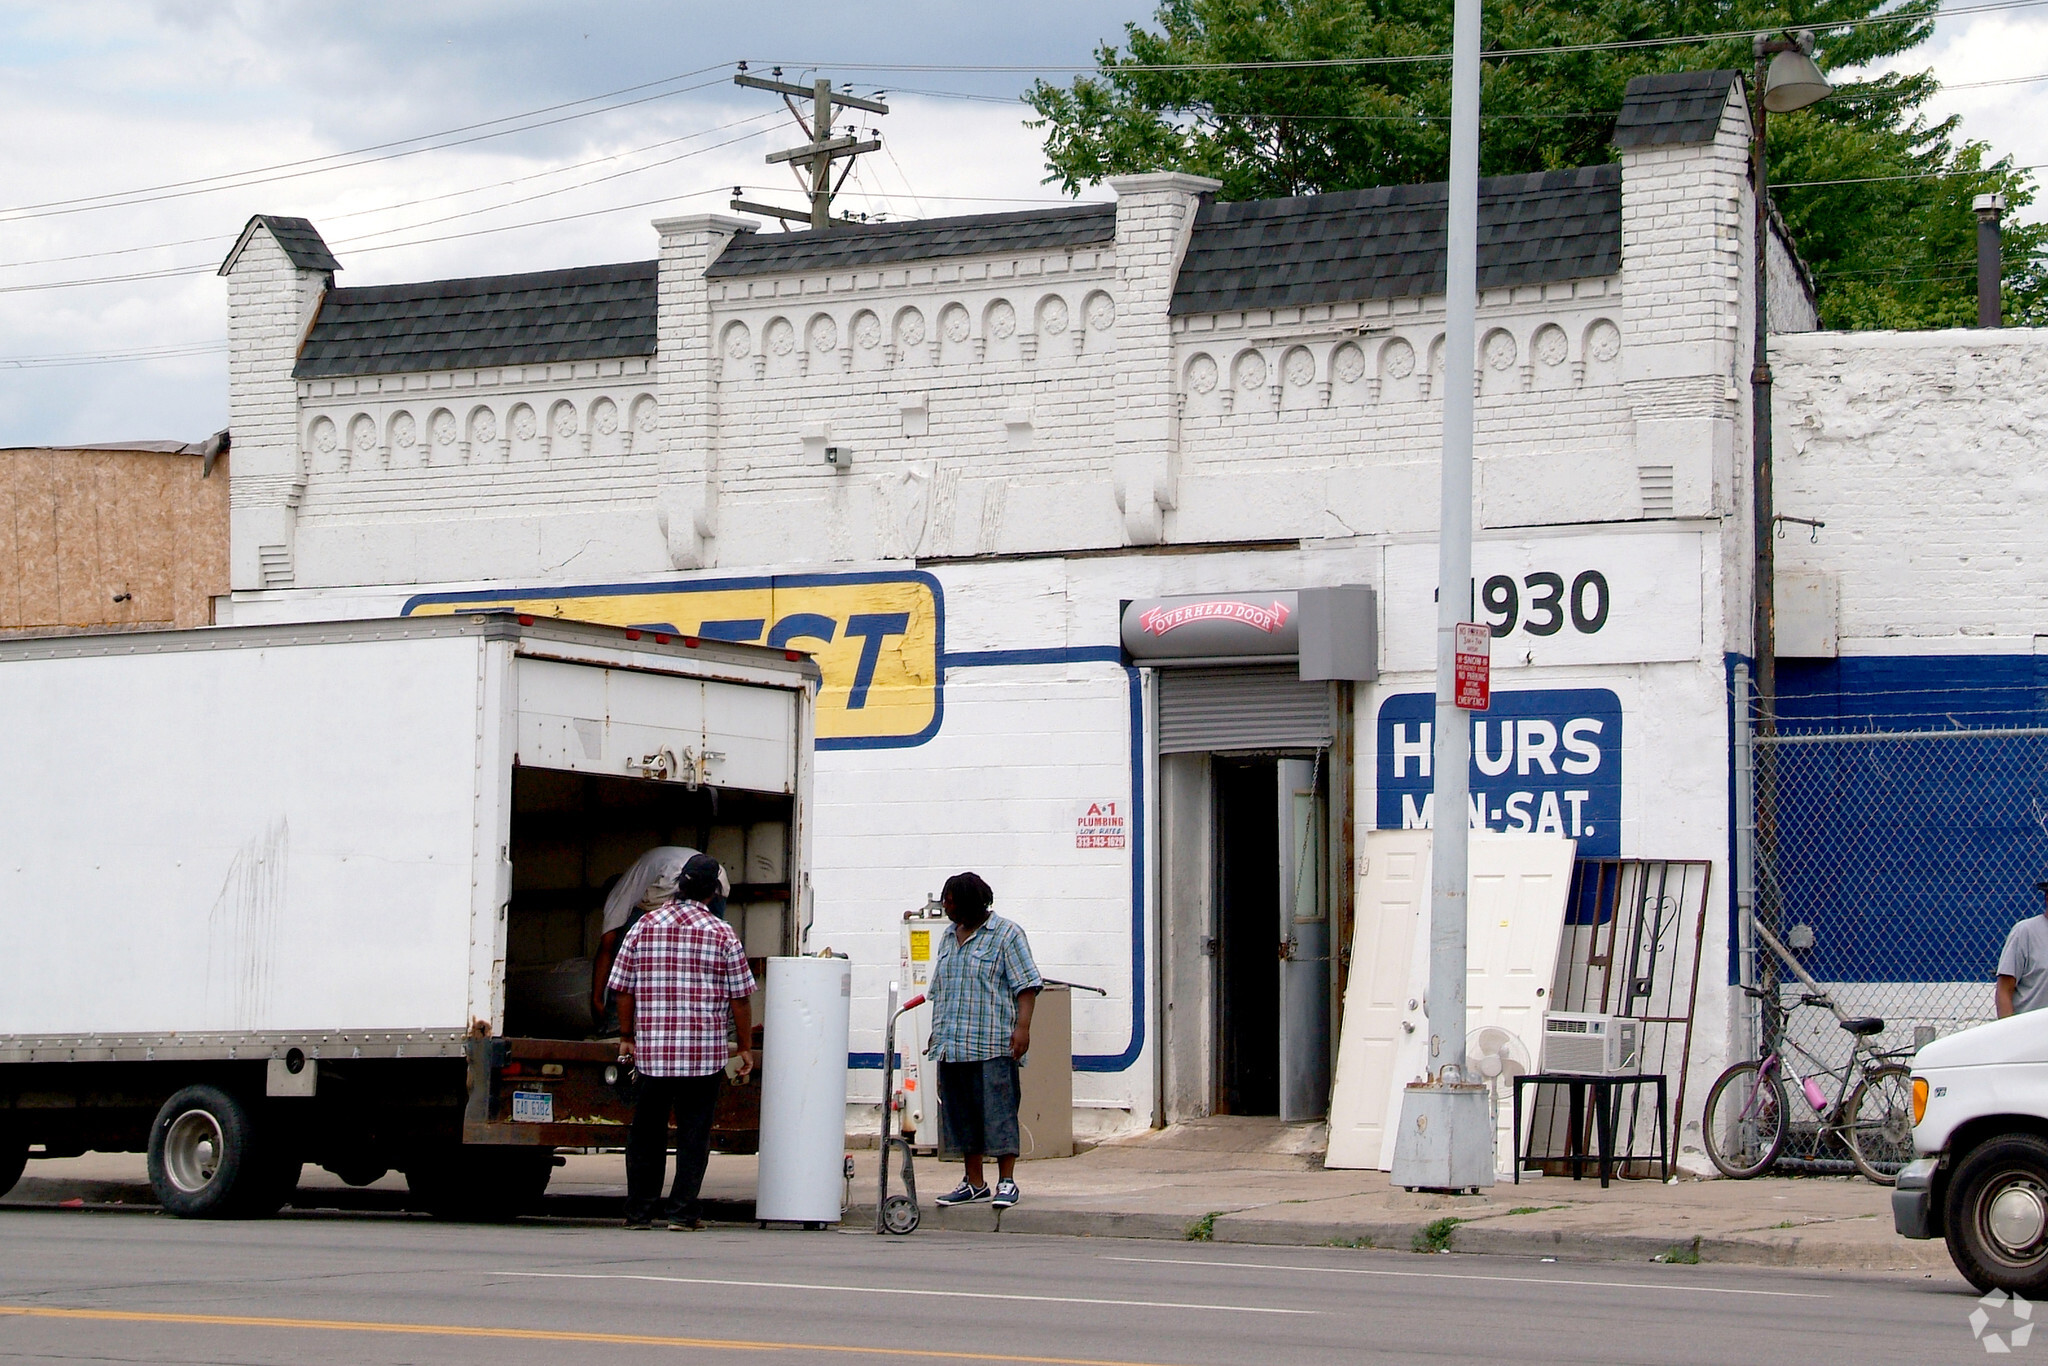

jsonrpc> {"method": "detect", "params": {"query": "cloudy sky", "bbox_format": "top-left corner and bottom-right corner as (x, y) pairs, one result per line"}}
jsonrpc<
(1, 1), (2041, 447)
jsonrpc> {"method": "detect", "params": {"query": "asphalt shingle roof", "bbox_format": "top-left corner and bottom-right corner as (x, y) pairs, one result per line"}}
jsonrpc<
(260, 216), (342, 273)
(1612, 70), (1743, 149)
(293, 261), (657, 378)
(704, 203), (1117, 278)
(219, 215), (341, 275)
(1170, 164), (1620, 315)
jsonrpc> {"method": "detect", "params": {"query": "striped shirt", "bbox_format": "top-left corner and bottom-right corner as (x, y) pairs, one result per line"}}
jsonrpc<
(928, 914), (1043, 1062)
(606, 900), (757, 1077)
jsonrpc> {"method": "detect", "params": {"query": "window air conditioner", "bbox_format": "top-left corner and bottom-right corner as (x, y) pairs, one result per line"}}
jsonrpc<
(1541, 1012), (1640, 1076)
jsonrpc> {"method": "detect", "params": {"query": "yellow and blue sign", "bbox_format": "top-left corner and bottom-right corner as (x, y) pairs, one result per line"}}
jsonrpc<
(404, 572), (943, 749)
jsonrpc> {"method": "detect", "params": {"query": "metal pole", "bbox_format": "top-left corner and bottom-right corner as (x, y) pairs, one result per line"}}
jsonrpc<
(1976, 193), (2006, 328)
(1732, 664), (1757, 1063)
(1749, 45), (1776, 739)
(1428, 0), (1482, 1088)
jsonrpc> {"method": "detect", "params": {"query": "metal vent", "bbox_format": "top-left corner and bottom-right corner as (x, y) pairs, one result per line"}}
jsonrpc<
(1155, 665), (1334, 754)
(1638, 464), (1675, 517)
(257, 543), (293, 590)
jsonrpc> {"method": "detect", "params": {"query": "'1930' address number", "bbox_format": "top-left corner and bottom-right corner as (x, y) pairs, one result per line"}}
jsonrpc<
(1481, 571), (1609, 638)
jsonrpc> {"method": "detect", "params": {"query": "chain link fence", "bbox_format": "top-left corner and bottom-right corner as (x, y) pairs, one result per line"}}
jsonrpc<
(1741, 696), (2048, 1161)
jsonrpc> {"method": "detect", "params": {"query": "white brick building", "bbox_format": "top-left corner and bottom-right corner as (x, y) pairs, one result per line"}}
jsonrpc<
(222, 69), (1989, 1163)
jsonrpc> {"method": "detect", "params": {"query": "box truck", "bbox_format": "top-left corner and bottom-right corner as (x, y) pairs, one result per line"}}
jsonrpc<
(0, 613), (815, 1218)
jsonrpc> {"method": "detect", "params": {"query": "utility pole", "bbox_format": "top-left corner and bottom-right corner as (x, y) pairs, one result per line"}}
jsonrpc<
(1387, 0), (1495, 1196)
(730, 66), (888, 230)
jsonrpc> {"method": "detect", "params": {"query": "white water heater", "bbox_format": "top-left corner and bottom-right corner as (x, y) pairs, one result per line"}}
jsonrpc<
(756, 956), (852, 1224)
(897, 897), (949, 1146)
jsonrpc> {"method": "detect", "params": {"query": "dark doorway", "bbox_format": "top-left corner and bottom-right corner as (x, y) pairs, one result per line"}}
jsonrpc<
(1214, 757), (1279, 1115)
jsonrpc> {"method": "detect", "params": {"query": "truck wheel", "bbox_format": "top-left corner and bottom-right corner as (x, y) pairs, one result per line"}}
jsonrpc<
(0, 1130), (27, 1199)
(405, 1147), (554, 1222)
(147, 1085), (281, 1218)
(1944, 1134), (2048, 1295)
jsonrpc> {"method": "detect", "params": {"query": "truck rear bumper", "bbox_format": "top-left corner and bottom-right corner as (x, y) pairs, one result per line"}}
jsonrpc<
(1893, 1157), (1941, 1239)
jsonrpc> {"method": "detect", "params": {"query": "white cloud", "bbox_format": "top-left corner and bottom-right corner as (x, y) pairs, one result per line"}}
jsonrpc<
(1851, 10), (2048, 221)
(2, 2), (2040, 444)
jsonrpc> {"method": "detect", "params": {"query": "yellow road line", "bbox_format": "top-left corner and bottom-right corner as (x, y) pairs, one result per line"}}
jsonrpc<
(0, 1304), (1174, 1365)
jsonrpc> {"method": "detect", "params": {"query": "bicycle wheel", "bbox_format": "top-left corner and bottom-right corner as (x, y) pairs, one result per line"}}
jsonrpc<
(1844, 1063), (1916, 1185)
(1703, 1060), (1788, 1179)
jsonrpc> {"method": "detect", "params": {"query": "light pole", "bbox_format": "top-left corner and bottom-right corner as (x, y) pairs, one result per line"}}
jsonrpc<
(1749, 29), (1831, 737)
(1747, 31), (1830, 1013)
(1387, 0), (1494, 1195)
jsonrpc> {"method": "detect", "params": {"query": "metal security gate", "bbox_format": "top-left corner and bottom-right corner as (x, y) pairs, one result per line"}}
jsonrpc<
(1156, 666), (1335, 754)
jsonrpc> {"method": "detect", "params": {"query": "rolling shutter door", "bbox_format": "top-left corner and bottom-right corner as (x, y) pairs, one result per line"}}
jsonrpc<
(1155, 665), (1335, 754)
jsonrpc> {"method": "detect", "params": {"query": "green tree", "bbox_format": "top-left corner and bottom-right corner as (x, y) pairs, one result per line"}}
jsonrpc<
(1027, 0), (2044, 328)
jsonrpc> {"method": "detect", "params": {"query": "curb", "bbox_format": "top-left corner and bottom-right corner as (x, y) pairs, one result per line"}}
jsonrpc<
(8, 1181), (1949, 1273)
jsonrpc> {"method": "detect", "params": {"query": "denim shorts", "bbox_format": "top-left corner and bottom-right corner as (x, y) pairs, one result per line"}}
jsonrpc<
(938, 1057), (1021, 1158)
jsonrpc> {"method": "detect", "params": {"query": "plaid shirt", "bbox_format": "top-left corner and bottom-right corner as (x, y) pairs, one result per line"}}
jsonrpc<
(928, 914), (1043, 1062)
(606, 900), (756, 1077)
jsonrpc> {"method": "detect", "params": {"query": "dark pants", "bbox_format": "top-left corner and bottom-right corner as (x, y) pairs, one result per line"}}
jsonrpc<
(625, 1072), (722, 1224)
(938, 1057), (1022, 1158)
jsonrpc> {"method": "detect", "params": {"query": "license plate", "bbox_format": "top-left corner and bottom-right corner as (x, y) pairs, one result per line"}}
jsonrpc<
(511, 1090), (554, 1124)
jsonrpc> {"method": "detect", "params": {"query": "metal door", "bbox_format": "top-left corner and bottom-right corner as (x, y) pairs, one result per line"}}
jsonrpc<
(1277, 756), (1331, 1120)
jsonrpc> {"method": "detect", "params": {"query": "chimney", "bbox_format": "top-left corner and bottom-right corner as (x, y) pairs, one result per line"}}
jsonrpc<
(1975, 192), (2007, 328)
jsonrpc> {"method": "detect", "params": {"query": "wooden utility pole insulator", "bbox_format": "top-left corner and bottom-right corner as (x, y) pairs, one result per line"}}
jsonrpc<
(731, 69), (890, 232)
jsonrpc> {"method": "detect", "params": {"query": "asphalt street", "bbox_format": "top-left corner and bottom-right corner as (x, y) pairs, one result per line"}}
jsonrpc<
(0, 1207), (2002, 1365)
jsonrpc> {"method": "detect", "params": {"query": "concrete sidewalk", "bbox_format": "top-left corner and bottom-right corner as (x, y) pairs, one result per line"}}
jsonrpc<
(3, 1120), (1951, 1276)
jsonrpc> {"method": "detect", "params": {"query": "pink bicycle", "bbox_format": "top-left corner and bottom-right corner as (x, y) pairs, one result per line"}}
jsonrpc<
(1703, 984), (1917, 1184)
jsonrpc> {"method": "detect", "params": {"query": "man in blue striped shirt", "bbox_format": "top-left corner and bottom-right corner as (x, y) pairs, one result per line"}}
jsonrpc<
(928, 871), (1042, 1210)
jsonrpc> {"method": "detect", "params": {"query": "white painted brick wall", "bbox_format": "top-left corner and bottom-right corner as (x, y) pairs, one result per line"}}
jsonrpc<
(223, 228), (328, 590)
(1773, 328), (2048, 647)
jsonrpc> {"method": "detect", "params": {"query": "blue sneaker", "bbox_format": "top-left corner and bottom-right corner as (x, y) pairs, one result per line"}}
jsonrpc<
(992, 1179), (1020, 1209)
(935, 1181), (991, 1206)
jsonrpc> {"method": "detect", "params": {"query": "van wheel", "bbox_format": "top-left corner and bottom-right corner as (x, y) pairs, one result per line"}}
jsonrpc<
(405, 1147), (554, 1222)
(1945, 1134), (2048, 1295)
(145, 1086), (290, 1219)
(0, 1129), (28, 1199)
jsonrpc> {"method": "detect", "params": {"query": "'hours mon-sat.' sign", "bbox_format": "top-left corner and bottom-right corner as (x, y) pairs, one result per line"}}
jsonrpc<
(1375, 688), (1623, 858)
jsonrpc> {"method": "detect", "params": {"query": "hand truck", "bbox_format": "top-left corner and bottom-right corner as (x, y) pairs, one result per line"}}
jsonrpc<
(876, 982), (926, 1234)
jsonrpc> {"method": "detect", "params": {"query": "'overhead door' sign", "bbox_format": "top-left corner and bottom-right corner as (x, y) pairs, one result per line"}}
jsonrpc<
(1375, 688), (1623, 858)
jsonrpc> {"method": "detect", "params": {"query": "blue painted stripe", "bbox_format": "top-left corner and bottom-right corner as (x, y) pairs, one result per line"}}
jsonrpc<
(941, 646), (1124, 669)
(848, 645), (1145, 1074)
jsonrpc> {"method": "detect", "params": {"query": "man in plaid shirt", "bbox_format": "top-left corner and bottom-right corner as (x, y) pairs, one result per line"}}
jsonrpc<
(608, 853), (756, 1230)
(928, 871), (1042, 1210)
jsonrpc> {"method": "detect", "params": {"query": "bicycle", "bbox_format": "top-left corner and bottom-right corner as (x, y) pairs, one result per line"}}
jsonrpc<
(1702, 985), (1918, 1185)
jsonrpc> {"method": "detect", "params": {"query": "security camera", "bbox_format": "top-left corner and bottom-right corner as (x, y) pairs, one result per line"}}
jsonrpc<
(824, 445), (851, 469)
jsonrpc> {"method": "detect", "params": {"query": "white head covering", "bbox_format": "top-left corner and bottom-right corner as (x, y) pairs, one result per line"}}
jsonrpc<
(600, 845), (725, 935)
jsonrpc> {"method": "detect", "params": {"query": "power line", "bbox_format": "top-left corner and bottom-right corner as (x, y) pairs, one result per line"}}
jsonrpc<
(0, 68), (740, 224)
(0, 342), (227, 370)
(0, 110), (780, 273)
(0, 124), (778, 295)
(759, 0), (2048, 75)
(1776, 161), (2040, 188)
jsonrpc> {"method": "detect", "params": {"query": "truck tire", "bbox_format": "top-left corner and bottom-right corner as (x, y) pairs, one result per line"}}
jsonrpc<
(0, 1129), (27, 1199)
(405, 1146), (554, 1222)
(145, 1085), (293, 1219)
(1944, 1133), (2048, 1295)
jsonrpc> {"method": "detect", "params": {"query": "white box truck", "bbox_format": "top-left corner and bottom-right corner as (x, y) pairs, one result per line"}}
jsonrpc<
(1895, 1015), (2048, 1293)
(0, 613), (815, 1219)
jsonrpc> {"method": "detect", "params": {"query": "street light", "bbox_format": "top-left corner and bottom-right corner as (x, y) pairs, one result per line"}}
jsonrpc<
(1748, 30), (1830, 1038)
(1750, 29), (1832, 736)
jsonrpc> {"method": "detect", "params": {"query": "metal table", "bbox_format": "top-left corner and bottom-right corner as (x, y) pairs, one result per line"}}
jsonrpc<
(1510, 1073), (1668, 1188)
